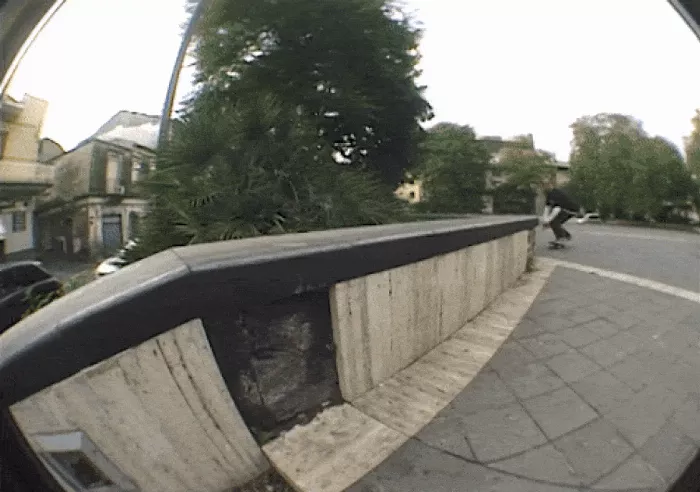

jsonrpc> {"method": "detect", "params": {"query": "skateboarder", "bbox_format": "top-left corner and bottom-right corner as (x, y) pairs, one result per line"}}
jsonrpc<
(541, 182), (580, 245)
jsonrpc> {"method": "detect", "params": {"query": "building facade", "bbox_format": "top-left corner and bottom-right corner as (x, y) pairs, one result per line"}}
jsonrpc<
(38, 137), (155, 257)
(0, 94), (53, 260)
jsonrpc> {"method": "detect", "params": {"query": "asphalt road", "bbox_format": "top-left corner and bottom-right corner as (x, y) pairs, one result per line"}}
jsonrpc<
(536, 223), (700, 292)
(41, 259), (93, 282)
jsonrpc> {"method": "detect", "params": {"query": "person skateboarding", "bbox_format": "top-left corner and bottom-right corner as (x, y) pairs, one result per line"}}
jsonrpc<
(541, 181), (580, 246)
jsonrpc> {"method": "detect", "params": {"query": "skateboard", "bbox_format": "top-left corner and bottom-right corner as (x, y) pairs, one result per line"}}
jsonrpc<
(548, 241), (567, 250)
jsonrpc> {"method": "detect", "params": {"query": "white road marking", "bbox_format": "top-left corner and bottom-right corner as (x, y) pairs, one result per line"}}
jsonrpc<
(541, 258), (700, 303)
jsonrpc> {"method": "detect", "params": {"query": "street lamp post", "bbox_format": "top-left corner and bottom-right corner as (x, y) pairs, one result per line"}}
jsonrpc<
(157, 0), (208, 150)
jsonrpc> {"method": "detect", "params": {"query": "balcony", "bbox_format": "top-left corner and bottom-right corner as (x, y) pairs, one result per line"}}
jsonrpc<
(0, 158), (54, 200)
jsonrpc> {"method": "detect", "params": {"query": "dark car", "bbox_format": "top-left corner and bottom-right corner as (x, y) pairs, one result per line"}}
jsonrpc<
(0, 261), (62, 334)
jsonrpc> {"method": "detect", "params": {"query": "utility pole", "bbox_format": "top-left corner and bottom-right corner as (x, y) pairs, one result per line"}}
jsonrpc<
(157, 0), (208, 150)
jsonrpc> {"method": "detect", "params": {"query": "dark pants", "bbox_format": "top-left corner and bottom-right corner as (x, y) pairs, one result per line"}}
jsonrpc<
(0, 240), (5, 263)
(551, 211), (573, 241)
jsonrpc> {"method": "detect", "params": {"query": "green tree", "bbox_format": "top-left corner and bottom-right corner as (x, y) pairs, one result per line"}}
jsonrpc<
(569, 113), (698, 222)
(495, 146), (556, 190)
(130, 0), (431, 260)
(193, 0), (432, 186)
(569, 113), (647, 219)
(413, 123), (491, 213)
(633, 137), (698, 221)
(491, 146), (556, 214)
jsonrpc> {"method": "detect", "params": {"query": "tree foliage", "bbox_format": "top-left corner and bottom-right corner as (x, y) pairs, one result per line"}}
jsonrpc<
(412, 123), (491, 213)
(495, 146), (556, 191)
(569, 113), (698, 221)
(491, 145), (556, 214)
(192, 0), (431, 184)
(130, 0), (431, 260)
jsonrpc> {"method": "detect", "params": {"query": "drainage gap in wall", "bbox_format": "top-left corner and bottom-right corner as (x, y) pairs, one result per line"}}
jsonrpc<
(32, 430), (137, 491)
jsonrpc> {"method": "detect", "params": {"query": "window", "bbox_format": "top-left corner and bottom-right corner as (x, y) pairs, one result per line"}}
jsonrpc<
(106, 153), (122, 194)
(11, 211), (26, 232)
(0, 126), (7, 159)
(33, 431), (137, 492)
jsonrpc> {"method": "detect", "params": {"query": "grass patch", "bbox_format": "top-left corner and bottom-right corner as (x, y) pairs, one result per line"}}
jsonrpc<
(22, 268), (95, 320)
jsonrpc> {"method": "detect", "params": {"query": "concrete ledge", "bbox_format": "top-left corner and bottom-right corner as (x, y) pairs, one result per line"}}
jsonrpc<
(0, 216), (537, 407)
(263, 263), (556, 492)
(330, 231), (529, 402)
(0, 216), (537, 490)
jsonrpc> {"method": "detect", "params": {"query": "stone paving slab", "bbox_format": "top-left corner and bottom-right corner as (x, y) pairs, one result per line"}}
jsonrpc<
(349, 266), (700, 492)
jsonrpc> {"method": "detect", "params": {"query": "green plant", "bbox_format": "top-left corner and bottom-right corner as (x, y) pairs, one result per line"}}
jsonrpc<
(131, 0), (431, 262)
(21, 270), (94, 319)
(412, 123), (491, 214)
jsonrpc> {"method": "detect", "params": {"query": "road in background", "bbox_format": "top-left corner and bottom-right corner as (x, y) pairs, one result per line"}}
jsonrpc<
(40, 258), (93, 282)
(537, 223), (700, 292)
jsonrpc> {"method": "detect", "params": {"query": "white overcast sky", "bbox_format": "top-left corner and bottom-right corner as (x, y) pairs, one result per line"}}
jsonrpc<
(7, 0), (700, 160)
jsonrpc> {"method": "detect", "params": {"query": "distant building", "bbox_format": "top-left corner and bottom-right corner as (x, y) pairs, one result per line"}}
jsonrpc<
(37, 111), (159, 258)
(38, 138), (64, 163)
(394, 134), (539, 213)
(0, 94), (53, 260)
(553, 161), (571, 187)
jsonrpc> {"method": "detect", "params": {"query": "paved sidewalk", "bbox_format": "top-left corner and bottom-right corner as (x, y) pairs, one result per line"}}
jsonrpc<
(349, 266), (700, 492)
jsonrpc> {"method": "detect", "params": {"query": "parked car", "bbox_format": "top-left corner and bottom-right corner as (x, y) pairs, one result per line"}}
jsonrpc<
(95, 239), (138, 278)
(0, 261), (63, 334)
(577, 212), (600, 223)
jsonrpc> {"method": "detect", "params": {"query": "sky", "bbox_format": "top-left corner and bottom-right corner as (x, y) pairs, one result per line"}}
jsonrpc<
(6, 0), (700, 161)
(6, 0), (190, 150)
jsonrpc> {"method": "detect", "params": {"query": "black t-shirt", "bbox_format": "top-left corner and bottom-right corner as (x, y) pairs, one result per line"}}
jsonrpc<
(546, 188), (579, 212)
